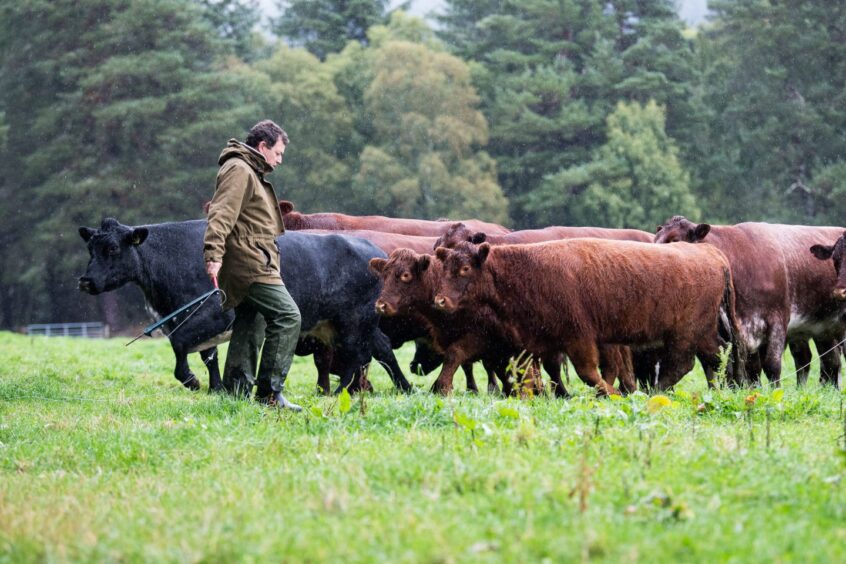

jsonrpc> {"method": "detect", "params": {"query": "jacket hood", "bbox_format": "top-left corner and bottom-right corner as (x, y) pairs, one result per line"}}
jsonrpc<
(218, 139), (273, 175)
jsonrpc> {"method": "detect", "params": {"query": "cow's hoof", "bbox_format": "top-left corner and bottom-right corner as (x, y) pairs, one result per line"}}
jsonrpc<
(182, 376), (201, 391)
(430, 384), (451, 395)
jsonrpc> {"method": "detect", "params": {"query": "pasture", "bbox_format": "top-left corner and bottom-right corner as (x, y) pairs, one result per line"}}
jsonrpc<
(1, 331), (845, 562)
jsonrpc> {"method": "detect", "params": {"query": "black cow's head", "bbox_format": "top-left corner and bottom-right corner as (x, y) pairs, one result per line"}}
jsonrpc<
(810, 231), (846, 300)
(433, 242), (491, 313)
(654, 215), (711, 244)
(78, 218), (149, 294)
(432, 222), (487, 251)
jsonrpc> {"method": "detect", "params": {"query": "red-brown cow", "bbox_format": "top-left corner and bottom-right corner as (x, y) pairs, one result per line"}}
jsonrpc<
(433, 240), (744, 395)
(656, 216), (846, 387)
(369, 249), (554, 396)
(808, 231), (846, 388)
(433, 222), (652, 249)
(433, 222), (653, 390)
(300, 229), (437, 254)
(279, 201), (510, 237)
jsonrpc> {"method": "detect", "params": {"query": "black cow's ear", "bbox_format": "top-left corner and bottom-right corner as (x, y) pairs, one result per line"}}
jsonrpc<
(692, 223), (711, 241)
(130, 228), (148, 246)
(477, 243), (491, 264)
(810, 244), (834, 260)
(470, 232), (487, 244)
(79, 227), (95, 242)
(279, 200), (295, 215)
(369, 258), (387, 274)
(418, 254), (431, 271)
(435, 247), (450, 262)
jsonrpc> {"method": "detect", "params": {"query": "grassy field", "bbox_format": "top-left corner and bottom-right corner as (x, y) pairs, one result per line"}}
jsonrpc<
(1, 331), (845, 562)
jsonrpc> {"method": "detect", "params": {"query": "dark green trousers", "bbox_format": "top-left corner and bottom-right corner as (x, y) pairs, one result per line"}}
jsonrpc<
(223, 283), (301, 398)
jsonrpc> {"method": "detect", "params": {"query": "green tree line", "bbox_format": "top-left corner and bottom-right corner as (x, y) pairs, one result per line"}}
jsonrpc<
(1, 0), (845, 328)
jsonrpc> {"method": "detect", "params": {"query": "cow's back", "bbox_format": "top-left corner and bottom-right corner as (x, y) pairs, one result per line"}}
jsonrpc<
(487, 239), (729, 348)
(299, 229), (437, 254)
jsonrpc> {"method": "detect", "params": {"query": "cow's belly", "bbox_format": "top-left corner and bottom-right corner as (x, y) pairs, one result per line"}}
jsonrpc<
(787, 307), (843, 339)
(188, 330), (233, 353)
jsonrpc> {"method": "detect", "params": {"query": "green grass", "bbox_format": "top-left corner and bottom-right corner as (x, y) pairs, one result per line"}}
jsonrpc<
(1, 331), (845, 562)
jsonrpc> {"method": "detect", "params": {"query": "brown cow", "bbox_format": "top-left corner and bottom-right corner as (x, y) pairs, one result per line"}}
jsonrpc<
(279, 201), (510, 237)
(433, 222), (652, 249)
(433, 240), (745, 395)
(433, 222), (653, 390)
(369, 249), (555, 396)
(656, 216), (846, 387)
(808, 231), (846, 388)
(300, 229), (437, 254)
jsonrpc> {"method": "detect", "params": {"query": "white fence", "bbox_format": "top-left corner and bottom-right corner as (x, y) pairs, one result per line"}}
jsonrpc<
(26, 322), (109, 339)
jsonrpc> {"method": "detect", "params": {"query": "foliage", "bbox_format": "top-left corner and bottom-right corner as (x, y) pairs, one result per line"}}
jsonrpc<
(527, 100), (697, 227)
(273, 0), (396, 60)
(1, 334), (846, 561)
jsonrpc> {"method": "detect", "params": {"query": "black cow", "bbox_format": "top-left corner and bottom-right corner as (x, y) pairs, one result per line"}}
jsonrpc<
(78, 218), (412, 394)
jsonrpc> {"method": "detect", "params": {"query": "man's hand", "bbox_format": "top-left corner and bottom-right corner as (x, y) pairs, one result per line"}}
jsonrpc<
(206, 261), (221, 282)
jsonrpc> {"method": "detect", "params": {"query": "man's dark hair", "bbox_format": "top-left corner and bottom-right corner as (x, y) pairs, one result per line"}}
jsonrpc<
(245, 120), (290, 148)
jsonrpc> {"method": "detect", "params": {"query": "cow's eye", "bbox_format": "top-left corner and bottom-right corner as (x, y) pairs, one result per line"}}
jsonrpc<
(460, 265), (471, 276)
(400, 271), (412, 282)
(107, 245), (119, 256)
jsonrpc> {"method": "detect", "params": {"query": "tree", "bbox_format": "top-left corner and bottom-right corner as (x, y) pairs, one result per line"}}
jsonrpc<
(273, 0), (399, 60)
(437, 0), (701, 228)
(696, 0), (846, 224)
(0, 0), (266, 327)
(199, 0), (263, 61)
(527, 100), (697, 228)
(337, 13), (509, 222)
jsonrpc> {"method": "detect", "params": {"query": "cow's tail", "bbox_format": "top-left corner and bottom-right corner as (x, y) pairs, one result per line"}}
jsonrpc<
(718, 266), (746, 385)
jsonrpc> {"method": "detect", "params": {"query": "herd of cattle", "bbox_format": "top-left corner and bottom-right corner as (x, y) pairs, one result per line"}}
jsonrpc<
(77, 202), (846, 397)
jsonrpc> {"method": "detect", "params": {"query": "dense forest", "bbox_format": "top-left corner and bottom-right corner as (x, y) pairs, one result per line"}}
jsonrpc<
(1, 0), (844, 329)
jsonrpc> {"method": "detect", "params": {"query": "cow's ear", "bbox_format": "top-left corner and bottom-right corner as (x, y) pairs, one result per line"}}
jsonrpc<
(79, 227), (95, 242)
(477, 243), (491, 264)
(692, 223), (711, 241)
(129, 228), (148, 246)
(418, 254), (431, 271)
(369, 258), (387, 275)
(279, 200), (295, 215)
(435, 247), (450, 262)
(655, 225), (663, 234)
(203, 200), (212, 215)
(810, 244), (834, 260)
(470, 232), (487, 244)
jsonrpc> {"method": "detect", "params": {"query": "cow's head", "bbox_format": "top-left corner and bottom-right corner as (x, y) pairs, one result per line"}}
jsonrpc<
(78, 218), (149, 294)
(433, 242), (491, 313)
(368, 249), (435, 316)
(432, 222), (487, 250)
(810, 231), (846, 300)
(654, 215), (711, 244)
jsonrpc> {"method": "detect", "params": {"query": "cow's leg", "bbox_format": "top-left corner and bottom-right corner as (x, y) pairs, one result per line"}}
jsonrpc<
(632, 350), (659, 391)
(600, 345), (635, 394)
(173, 348), (201, 391)
(200, 347), (222, 392)
(789, 340), (813, 387)
(741, 351), (762, 388)
(655, 347), (696, 391)
(481, 358), (503, 395)
(760, 328), (786, 388)
(815, 336), (842, 387)
(461, 363), (479, 393)
(312, 342), (333, 395)
(430, 357), (461, 395)
(543, 356), (569, 398)
(370, 329), (412, 393)
(568, 340), (619, 396)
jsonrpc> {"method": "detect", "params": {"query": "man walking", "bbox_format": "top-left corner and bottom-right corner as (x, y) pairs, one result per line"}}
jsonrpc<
(204, 120), (302, 410)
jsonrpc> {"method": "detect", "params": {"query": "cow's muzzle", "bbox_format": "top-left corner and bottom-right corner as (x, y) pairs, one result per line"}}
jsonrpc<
(78, 277), (98, 295)
(833, 287), (846, 301)
(374, 299), (395, 316)
(433, 295), (455, 312)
